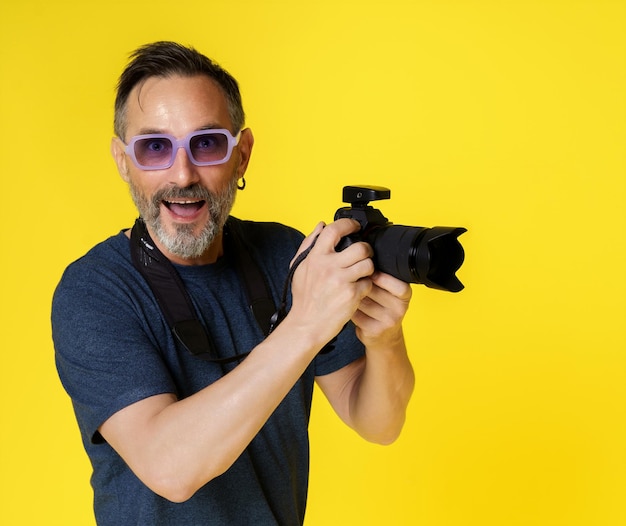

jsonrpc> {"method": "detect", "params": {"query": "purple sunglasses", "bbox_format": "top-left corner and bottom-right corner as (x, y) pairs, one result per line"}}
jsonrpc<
(124, 129), (241, 170)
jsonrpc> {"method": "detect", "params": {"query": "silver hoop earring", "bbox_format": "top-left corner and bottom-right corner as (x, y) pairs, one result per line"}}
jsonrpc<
(237, 177), (246, 190)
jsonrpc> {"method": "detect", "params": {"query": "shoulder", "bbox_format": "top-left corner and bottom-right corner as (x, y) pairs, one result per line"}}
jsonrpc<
(52, 230), (148, 317)
(58, 230), (133, 281)
(228, 216), (304, 243)
(227, 216), (304, 260)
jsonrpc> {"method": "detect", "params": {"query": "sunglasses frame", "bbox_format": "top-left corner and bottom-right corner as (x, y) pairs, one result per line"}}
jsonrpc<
(123, 129), (241, 170)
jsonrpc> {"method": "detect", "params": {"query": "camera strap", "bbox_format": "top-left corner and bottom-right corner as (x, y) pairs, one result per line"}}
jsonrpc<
(130, 217), (276, 364)
(267, 233), (336, 355)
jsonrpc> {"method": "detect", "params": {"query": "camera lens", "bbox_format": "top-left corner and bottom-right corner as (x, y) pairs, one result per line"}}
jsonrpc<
(365, 225), (466, 292)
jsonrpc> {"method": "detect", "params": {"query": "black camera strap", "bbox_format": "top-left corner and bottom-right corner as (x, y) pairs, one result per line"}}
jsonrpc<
(130, 217), (276, 364)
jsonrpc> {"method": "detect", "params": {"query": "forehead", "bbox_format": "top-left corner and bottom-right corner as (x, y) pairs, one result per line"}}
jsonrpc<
(125, 74), (232, 136)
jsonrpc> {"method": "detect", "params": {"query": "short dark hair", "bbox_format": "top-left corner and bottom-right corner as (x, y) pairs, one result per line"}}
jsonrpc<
(114, 41), (245, 140)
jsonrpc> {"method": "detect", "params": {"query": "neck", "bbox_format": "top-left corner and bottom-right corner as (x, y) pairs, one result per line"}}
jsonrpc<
(126, 221), (224, 266)
(162, 232), (224, 266)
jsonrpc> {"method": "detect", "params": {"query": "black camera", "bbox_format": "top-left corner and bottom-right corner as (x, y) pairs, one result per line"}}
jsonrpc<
(334, 185), (467, 292)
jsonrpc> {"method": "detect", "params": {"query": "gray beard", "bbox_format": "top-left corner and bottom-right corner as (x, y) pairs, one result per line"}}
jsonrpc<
(129, 179), (237, 259)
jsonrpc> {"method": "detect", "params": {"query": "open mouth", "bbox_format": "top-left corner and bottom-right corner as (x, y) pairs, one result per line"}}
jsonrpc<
(163, 199), (207, 219)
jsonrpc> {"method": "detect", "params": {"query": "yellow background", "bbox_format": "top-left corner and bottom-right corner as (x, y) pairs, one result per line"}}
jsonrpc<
(1, 1), (624, 525)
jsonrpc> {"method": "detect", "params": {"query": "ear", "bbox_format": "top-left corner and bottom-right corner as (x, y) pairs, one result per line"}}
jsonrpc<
(111, 137), (131, 183)
(235, 128), (254, 181)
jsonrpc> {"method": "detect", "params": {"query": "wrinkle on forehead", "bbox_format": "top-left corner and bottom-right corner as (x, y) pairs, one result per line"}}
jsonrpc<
(127, 75), (231, 135)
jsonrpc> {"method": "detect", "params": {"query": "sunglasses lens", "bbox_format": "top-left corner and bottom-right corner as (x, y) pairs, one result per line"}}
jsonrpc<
(134, 137), (173, 168)
(189, 132), (230, 164)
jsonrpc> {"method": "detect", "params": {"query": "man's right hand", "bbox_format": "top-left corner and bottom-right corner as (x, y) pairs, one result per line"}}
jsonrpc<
(287, 219), (375, 344)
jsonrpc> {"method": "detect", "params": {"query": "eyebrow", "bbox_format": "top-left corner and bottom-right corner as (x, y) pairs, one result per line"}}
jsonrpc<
(135, 128), (167, 136)
(135, 124), (227, 137)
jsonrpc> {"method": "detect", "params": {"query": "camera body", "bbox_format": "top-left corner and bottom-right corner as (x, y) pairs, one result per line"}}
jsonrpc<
(334, 185), (467, 292)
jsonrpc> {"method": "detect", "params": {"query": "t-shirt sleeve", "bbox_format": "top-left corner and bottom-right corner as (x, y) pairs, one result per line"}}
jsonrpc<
(313, 321), (365, 376)
(52, 260), (177, 444)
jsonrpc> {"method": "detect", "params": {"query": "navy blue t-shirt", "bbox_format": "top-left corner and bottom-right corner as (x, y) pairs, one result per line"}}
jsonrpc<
(52, 217), (364, 526)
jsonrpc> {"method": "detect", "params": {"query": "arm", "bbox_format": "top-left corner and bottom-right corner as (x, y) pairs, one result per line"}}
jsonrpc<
(316, 271), (415, 445)
(99, 219), (374, 502)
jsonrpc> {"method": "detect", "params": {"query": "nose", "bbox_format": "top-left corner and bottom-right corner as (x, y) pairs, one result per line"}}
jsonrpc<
(169, 146), (200, 187)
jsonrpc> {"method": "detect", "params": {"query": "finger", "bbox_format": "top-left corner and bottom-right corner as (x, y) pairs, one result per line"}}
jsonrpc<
(351, 305), (377, 330)
(291, 222), (325, 265)
(370, 271), (413, 302)
(356, 279), (410, 323)
(313, 218), (361, 252)
(344, 256), (376, 283)
(354, 295), (380, 319)
(334, 241), (374, 272)
(352, 288), (407, 338)
(363, 286), (410, 318)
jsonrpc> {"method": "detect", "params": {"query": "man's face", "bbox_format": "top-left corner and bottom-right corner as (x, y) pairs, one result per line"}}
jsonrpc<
(112, 74), (252, 264)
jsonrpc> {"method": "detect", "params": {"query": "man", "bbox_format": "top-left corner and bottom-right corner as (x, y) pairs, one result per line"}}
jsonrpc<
(52, 41), (414, 525)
